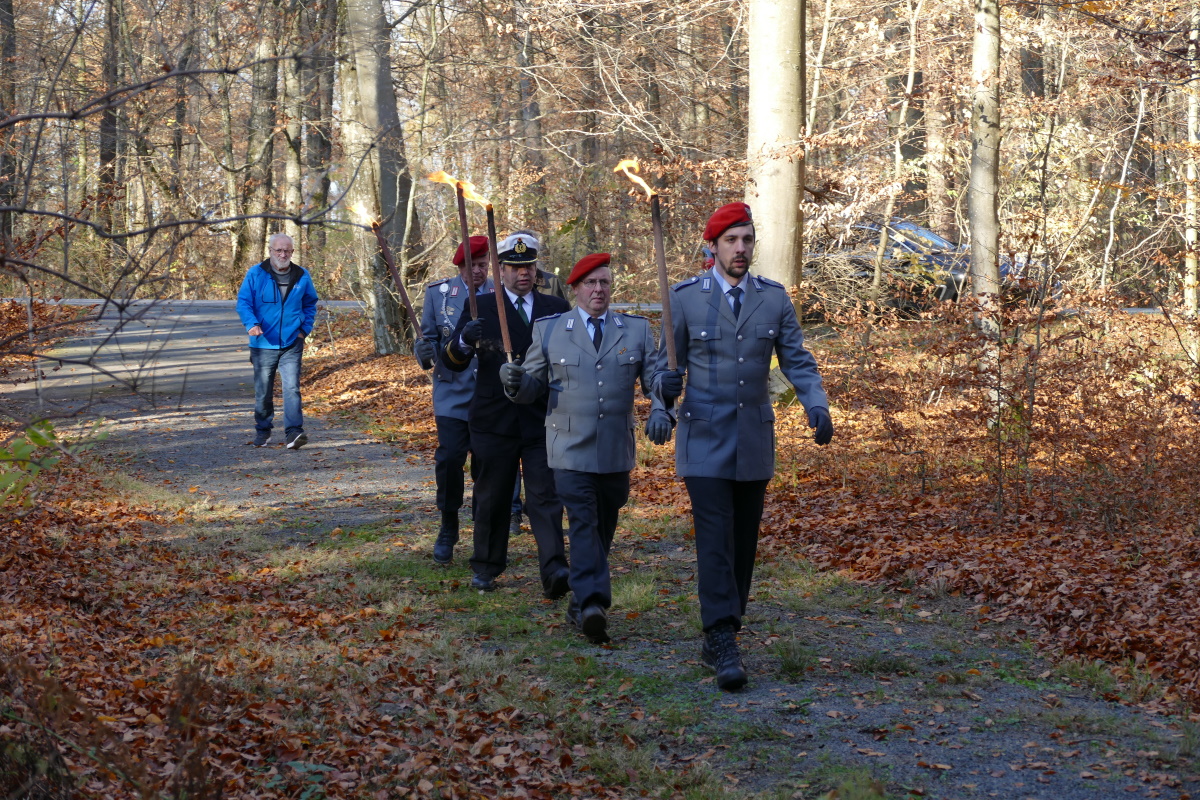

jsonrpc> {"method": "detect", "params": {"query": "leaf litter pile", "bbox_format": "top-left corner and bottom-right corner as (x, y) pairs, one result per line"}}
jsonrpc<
(5, 298), (1200, 796)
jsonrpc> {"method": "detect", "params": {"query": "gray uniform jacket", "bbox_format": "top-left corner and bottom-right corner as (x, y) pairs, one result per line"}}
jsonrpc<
(656, 269), (828, 481)
(512, 310), (661, 473)
(419, 275), (494, 421)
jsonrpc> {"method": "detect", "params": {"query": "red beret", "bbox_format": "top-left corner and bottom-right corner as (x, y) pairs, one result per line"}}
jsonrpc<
(703, 202), (754, 241)
(567, 253), (611, 286)
(453, 236), (490, 266)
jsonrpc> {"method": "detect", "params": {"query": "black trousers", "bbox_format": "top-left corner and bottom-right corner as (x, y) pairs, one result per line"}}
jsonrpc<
(469, 428), (565, 587)
(434, 416), (473, 524)
(684, 477), (770, 633)
(555, 469), (630, 610)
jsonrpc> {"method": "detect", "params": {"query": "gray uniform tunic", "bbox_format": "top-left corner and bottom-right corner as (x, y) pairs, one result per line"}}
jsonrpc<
(513, 309), (661, 473)
(658, 269), (829, 481)
(419, 275), (494, 421)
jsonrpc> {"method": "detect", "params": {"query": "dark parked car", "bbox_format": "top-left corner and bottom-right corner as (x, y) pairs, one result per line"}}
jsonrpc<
(807, 218), (1055, 308)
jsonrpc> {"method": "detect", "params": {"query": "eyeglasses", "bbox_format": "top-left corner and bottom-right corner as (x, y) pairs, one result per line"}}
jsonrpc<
(271, 248), (293, 254)
(580, 278), (612, 289)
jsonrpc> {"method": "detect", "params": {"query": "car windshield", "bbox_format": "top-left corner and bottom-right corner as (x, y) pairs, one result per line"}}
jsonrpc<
(889, 222), (958, 252)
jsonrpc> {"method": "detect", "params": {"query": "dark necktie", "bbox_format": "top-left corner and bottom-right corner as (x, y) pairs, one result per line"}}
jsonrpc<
(516, 296), (529, 325)
(590, 317), (603, 350)
(729, 287), (743, 318)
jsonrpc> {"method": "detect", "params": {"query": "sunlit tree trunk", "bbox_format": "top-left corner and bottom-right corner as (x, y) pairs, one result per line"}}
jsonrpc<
(233, 30), (278, 276)
(747, 0), (804, 286)
(1186, 11), (1199, 326)
(282, 5), (304, 248)
(969, 0), (1001, 314)
(303, 0), (336, 257)
(341, 0), (417, 355)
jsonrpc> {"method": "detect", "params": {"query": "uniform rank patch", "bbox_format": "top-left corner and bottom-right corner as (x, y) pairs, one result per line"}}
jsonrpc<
(613, 315), (624, 327)
(565, 317), (575, 330)
(701, 278), (712, 292)
(450, 285), (459, 297)
(752, 277), (763, 291)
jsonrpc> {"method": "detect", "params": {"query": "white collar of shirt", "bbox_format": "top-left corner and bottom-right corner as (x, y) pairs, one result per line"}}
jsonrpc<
(713, 270), (745, 296)
(505, 287), (532, 308)
(577, 307), (608, 328)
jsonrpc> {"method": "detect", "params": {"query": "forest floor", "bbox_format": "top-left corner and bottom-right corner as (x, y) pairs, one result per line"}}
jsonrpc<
(3, 310), (1200, 799)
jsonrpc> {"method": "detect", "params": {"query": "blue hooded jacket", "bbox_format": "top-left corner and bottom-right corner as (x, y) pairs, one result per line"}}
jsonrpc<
(236, 260), (319, 349)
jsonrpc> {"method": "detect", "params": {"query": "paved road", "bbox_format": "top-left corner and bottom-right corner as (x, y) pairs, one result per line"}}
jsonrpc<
(0, 300), (436, 546)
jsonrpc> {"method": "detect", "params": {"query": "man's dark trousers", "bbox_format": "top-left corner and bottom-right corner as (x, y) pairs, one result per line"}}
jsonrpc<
(555, 469), (629, 609)
(684, 477), (770, 632)
(434, 416), (474, 524)
(469, 428), (565, 589)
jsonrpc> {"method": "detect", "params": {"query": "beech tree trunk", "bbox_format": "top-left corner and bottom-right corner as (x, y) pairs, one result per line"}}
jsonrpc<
(746, 0), (804, 286)
(233, 30), (278, 277)
(968, 0), (1001, 306)
(1186, 11), (1199, 322)
(341, 0), (417, 355)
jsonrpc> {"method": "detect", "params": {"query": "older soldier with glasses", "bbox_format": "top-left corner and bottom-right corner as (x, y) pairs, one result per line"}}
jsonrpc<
(501, 254), (664, 642)
(648, 203), (834, 691)
(236, 233), (319, 450)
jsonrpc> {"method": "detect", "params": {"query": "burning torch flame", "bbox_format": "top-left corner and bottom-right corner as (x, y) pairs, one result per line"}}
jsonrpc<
(614, 158), (654, 200)
(350, 202), (377, 226)
(426, 171), (492, 210)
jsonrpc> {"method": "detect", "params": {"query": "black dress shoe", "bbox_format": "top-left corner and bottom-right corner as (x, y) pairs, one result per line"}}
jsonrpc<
(701, 624), (748, 691)
(579, 604), (609, 644)
(432, 524), (458, 565)
(543, 567), (570, 600)
(470, 574), (496, 591)
(509, 511), (523, 536)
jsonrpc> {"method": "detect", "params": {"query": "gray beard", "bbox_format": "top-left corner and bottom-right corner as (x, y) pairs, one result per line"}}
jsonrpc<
(271, 258), (291, 272)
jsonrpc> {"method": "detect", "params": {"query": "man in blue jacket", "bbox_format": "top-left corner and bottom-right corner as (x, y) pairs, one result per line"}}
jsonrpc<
(236, 233), (319, 450)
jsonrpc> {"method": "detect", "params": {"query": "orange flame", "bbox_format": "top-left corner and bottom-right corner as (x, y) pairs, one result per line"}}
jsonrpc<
(614, 158), (654, 200)
(425, 171), (492, 210)
(350, 202), (378, 226)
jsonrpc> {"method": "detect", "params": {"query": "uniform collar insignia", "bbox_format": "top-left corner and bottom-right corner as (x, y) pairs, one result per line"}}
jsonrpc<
(613, 315), (624, 327)
(450, 285), (459, 296)
(565, 317), (575, 329)
(751, 276), (763, 290)
(701, 277), (712, 292)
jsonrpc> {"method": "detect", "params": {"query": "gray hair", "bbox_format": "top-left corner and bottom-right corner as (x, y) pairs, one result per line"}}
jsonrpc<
(268, 233), (294, 250)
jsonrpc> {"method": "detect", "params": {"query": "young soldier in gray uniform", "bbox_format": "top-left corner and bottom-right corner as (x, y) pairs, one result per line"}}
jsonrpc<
(500, 253), (663, 643)
(647, 202), (835, 691)
(414, 236), (493, 564)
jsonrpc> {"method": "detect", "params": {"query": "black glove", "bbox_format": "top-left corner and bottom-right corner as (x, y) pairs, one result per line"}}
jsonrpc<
(808, 406), (834, 446)
(499, 362), (526, 393)
(645, 409), (674, 445)
(414, 338), (437, 369)
(659, 370), (684, 401)
(461, 319), (484, 347)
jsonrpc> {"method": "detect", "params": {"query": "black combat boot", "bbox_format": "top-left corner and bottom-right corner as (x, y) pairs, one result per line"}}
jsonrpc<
(432, 515), (458, 565)
(701, 624), (748, 691)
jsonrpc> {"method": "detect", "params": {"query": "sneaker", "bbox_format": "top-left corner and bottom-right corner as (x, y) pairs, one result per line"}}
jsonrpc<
(286, 432), (308, 450)
(701, 625), (748, 691)
(253, 430), (271, 447)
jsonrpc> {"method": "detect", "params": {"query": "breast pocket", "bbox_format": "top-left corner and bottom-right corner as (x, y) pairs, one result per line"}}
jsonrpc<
(617, 347), (644, 386)
(551, 351), (580, 389)
(688, 324), (722, 363)
(756, 322), (779, 359)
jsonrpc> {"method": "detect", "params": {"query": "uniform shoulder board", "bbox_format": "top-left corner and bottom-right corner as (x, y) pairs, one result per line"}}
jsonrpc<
(534, 312), (564, 324)
(672, 276), (701, 292)
(755, 275), (785, 289)
(427, 276), (451, 288)
(617, 311), (648, 320)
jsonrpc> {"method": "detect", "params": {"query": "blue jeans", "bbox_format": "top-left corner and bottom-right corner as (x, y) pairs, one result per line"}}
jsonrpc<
(250, 342), (304, 438)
